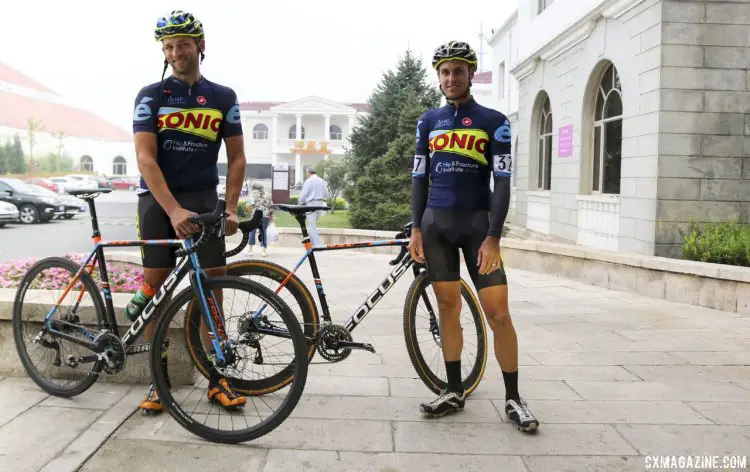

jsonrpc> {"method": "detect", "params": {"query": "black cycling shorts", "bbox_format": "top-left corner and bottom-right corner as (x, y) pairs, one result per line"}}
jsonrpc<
(421, 207), (507, 291)
(136, 187), (226, 269)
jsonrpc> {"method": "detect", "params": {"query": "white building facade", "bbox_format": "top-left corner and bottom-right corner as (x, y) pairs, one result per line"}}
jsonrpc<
(487, 0), (749, 258)
(228, 96), (369, 185)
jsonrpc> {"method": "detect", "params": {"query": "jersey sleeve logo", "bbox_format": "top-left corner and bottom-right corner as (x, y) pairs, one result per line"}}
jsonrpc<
(428, 129), (489, 165)
(494, 119), (512, 143)
(133, 97), (154, 122)
(226, 102), (242, 125)
(157, 107), (224, 141)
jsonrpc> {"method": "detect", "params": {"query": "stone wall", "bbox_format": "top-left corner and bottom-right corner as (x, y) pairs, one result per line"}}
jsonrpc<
(655, 0), (750, 257)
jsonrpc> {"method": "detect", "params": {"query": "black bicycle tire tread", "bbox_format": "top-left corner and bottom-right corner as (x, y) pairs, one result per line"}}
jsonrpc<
(12, 256), (105, 398)
(402, 271), (488, 396)
(150, 275), (309, 444)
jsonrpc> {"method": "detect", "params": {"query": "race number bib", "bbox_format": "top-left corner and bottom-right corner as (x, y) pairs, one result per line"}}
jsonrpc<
(412, 154), (427, 177)
(493, 154), (512, 177)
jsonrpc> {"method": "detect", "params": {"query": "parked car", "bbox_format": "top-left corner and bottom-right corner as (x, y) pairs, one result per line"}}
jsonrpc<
(0, 200), (19, 227)
(48, 176), (90, 193)
(110, 176), (139, 191)
(64, 174), (100, 192)
(28, 185), (87, 219)
(0, 178), (65, 224)
(24, 177), (59, 193)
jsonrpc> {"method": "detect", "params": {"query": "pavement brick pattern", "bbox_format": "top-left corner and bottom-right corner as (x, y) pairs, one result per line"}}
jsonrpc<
(2, 247), (749, 471)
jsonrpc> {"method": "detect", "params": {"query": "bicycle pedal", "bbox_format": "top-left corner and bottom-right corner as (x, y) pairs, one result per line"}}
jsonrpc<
(337, 340), (376, 354)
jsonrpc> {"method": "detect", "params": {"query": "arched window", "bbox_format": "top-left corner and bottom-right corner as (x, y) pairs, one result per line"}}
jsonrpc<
(592, 63), (623, 194)
(80, 155), (93, 172)
(330, 125), (342, 140)
(288, 125), (305, 139)
(535, 94), (553, 190)
(252, 123), (268, 140)
(113, 156), (127, 176)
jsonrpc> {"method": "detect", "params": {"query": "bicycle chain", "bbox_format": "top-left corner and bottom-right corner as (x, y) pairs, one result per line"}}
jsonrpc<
(251, 322), (363, 366)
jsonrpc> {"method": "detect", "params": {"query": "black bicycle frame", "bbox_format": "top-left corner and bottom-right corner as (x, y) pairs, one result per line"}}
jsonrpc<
(257, 213), (421, 334)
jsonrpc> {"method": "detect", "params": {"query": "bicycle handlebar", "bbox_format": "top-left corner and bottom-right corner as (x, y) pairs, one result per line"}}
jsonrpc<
(388, 221), (414, 266)
(167, 199), (265, 258)
(223, 209), (264, 257)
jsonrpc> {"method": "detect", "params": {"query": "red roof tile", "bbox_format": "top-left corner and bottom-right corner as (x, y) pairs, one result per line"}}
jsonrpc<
(473, 71), (492, 84)
(0, 63), (131, 141)
(0, 91), (131, 141)
(0, 62), (57, 94)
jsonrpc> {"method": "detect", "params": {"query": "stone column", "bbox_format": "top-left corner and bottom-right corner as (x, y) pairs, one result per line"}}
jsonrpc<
(272, 114), (278, 146)
(324, 114), (331, 142)
(295, 114), (303, 184)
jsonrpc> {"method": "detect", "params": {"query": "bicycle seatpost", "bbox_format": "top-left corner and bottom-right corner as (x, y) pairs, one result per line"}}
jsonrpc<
(86, 198), (101, 240)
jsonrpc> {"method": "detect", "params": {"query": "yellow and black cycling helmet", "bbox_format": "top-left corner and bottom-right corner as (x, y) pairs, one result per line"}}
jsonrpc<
(432, 41), (478, 70)
(154, 10), (204, 41)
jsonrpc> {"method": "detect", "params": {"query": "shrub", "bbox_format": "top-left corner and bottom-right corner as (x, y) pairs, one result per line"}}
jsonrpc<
(328, 197), (347, 210)
(236, 198), (250, 219)
(679, 219), (750, 267)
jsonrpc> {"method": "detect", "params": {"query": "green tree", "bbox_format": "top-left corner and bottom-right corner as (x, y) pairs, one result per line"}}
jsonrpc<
(0, 140), (8, 174)
(8, 135), (26, 174)
(345, 49), (441, 230)
(315, 158), (347, 214)
(26, 117), (44, 174)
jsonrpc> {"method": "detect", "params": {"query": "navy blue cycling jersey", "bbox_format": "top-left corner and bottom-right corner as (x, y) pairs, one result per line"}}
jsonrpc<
(413, 97), (512, 211)
(132, 76), (243, 194)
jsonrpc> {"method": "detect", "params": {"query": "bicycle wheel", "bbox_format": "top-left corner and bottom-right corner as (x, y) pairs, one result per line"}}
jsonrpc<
(12, 257), (105, 397)
(402, 271), (488, 396)
(184, 259), (319, 395)
(150, 275), (308, 444)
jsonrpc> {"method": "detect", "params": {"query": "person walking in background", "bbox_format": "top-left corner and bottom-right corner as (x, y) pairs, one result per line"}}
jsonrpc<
(244, 182), (273, 257)
(298, 168), (329, 246)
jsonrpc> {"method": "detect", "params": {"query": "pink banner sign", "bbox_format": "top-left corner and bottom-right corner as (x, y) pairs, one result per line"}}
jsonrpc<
(558, 125), (573, 157)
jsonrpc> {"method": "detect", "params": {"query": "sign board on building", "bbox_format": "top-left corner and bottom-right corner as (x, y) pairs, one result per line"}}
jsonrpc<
(272, 163), (290, 203)
(558, 125), (573, 157)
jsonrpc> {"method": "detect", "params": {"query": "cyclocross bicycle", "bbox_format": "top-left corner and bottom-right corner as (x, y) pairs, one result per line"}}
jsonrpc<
(12, 189), (307, 445)
(213, 203), (489, 398)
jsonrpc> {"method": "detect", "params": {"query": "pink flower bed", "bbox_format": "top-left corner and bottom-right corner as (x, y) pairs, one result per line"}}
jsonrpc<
(0, 253), (144, 293)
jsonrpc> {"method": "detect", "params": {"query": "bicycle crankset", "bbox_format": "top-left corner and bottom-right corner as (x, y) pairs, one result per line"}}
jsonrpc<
(315, 323), (376, 362)
(65, 332), (126, 375)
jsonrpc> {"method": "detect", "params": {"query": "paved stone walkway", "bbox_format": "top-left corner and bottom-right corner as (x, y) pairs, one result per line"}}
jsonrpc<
(2, 246), (749, 471)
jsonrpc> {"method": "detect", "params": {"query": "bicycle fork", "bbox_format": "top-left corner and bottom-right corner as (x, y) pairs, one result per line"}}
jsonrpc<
(189, 270), (232, 368)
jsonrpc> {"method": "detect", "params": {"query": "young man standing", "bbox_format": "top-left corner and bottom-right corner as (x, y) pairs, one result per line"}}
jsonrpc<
(131, 10), (248, 414)
(408, 40), (539, 433)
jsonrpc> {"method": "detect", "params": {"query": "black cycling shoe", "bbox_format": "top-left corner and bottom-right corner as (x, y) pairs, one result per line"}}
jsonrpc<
(420, 389), (466, 418)
(505, 397), (539, 433)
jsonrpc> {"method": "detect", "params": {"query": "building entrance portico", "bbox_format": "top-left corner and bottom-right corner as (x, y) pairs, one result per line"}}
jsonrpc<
(237, 95), (367, 185)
